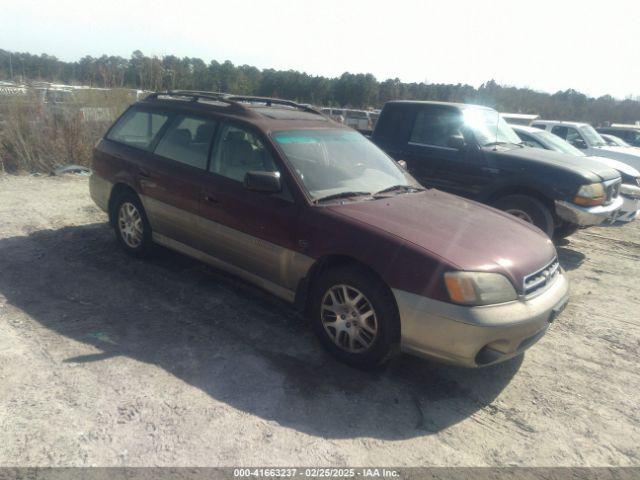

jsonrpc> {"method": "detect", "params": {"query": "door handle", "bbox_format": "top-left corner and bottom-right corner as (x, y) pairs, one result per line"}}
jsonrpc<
(138, 169), (151, 178)
(203, 194), (220, 204)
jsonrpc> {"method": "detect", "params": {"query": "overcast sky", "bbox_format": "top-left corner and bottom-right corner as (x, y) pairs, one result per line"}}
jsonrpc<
(2, 0), (639, 99)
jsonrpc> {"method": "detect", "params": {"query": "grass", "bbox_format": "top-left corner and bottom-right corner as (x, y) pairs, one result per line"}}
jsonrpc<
(0, 89), (137, 174)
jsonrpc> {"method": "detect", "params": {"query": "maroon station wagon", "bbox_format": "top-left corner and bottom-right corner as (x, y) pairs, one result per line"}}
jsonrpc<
(90, 91), (570, 368)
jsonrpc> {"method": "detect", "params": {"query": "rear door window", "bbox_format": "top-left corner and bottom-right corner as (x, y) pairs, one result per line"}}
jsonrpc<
(410, 108), (462, 147)
(154, 115), (218, 169)
(107, 108), (169, 150)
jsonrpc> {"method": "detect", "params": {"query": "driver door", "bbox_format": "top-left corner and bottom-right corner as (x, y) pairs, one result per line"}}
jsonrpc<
(404, 106), (490, 198)
(198, 122), (302, 291)
(552, 125), (594, 155)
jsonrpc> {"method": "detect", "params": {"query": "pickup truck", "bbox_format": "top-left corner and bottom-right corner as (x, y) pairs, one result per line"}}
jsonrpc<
(531, 120), (640, 171)
(370, 101), (623, 239)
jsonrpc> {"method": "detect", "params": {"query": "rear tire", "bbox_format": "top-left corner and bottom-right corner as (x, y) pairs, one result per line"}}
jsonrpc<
(493, 194), (554, 237)
(111, 191), (153, 257)
(311, 265), (400, 368)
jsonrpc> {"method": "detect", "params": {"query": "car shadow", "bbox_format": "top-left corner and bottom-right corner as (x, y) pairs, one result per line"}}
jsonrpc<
(556, 243), (587, 272)
(0, 223), (522, 440)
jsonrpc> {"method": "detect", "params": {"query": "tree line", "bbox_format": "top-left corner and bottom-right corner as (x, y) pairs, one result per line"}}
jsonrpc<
(1, 49), (640, 125)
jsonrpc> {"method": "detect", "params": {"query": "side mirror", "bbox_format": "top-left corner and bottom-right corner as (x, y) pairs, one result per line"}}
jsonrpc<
(397, 160), (408, 170)
(447, 134), (466, 150)
(570, 138), (588, 149)
(244, 171), (282, 194)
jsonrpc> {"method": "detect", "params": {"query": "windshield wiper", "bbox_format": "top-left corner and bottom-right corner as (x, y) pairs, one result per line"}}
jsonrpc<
(313, 191), (372, 204)
(374, 184), (425, 196)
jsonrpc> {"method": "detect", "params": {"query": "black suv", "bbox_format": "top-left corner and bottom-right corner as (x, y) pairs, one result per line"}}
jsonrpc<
(371, 101), (623, 238)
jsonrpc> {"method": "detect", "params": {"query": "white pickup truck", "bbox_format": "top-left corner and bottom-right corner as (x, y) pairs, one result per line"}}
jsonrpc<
(531, 120), (640, 171)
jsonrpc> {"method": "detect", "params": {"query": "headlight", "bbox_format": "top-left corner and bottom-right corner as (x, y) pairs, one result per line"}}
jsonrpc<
(573, 183), (605, 206)
(444, 271), (517, 306)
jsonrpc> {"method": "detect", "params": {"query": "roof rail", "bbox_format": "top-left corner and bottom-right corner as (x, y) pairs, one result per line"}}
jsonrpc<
(145, 90), (236, 106)
(145, 90), (321, 116)
(225, 95), (321, 115)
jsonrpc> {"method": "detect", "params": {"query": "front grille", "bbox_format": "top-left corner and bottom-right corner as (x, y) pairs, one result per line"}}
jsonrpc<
(523, 257), (560, 296)
(603, 178), (621, 205)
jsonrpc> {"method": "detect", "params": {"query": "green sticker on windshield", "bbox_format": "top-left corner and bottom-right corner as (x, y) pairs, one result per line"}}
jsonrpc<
(274, 136), (317, 144)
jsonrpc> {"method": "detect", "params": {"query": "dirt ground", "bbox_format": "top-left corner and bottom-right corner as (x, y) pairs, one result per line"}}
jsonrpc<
(0, 174), (638, 467)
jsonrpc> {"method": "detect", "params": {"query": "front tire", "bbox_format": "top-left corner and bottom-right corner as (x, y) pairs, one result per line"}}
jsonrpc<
(553, 223), (580, 240)
(112, 191), (153, 257)
(311, 265), (400, 368)
(493, 194), (554, 237)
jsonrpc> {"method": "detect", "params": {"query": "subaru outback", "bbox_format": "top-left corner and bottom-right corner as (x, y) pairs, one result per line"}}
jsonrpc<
(90, 91), (569, 368)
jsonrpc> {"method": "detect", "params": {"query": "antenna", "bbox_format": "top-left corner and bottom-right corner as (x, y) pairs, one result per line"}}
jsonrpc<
(493, 110), (500, 151)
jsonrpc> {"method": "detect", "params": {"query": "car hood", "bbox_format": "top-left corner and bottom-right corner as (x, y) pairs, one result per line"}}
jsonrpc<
(588, 146), (640, 171)
(490, 146), (621, 182)
(327, 189), (557, 290)
(587, 155), (640, 181)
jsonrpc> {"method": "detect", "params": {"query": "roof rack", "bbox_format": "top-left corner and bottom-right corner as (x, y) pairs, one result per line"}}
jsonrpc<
(145, 90), (321, 116)
(224, 95), (320, 114)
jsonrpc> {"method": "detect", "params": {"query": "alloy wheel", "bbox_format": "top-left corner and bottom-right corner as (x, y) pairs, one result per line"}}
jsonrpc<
(118, 202), (144, 248)
(320, 284), (378, 353)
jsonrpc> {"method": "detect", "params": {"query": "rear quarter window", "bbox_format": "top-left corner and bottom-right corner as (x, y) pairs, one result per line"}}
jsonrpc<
(374, 104), (414, 145)
(107, 108), (169, 150)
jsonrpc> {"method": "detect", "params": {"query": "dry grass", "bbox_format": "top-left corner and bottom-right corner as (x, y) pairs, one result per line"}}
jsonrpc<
(0, 89), (136, 174)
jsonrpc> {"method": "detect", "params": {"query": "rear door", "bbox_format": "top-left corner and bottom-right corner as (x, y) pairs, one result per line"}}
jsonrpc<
(143, 113), (218, 248)
(103, 105), (171, 222)
(198, 122), (303, 291)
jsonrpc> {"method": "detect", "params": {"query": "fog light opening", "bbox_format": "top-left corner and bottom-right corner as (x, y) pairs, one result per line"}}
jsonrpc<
(475, 345), (505, 366)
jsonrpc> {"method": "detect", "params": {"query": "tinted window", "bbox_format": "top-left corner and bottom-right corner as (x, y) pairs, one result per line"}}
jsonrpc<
(154, 115), (217, 169)
(551, 126), (569, 139)
(410, 108), (462, 147)
(211, 124), (278, 182)
(374, 104), (411, 144)
(565, 127), (583, 144)
(629, 131), (640, 146)
(107, 108), (169, 150)
(531, 124), (547, 130)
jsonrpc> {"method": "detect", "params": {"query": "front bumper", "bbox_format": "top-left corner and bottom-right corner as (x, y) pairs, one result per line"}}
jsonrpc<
(614, 184), (640, 222)
(393, 273), (570, 367)
(554, 196), (623, 226)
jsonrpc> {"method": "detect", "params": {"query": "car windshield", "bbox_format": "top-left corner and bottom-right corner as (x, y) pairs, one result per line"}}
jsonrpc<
(604, 134), (630, 147)
(463, 108), (522, 147)
(536, 130), (586, 156)
(272, 129), (417, 201)
(579, 125), (607, 147)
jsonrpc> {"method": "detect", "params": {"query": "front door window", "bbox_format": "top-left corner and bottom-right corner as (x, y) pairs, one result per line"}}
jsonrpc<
(210, 124), (278, 182)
